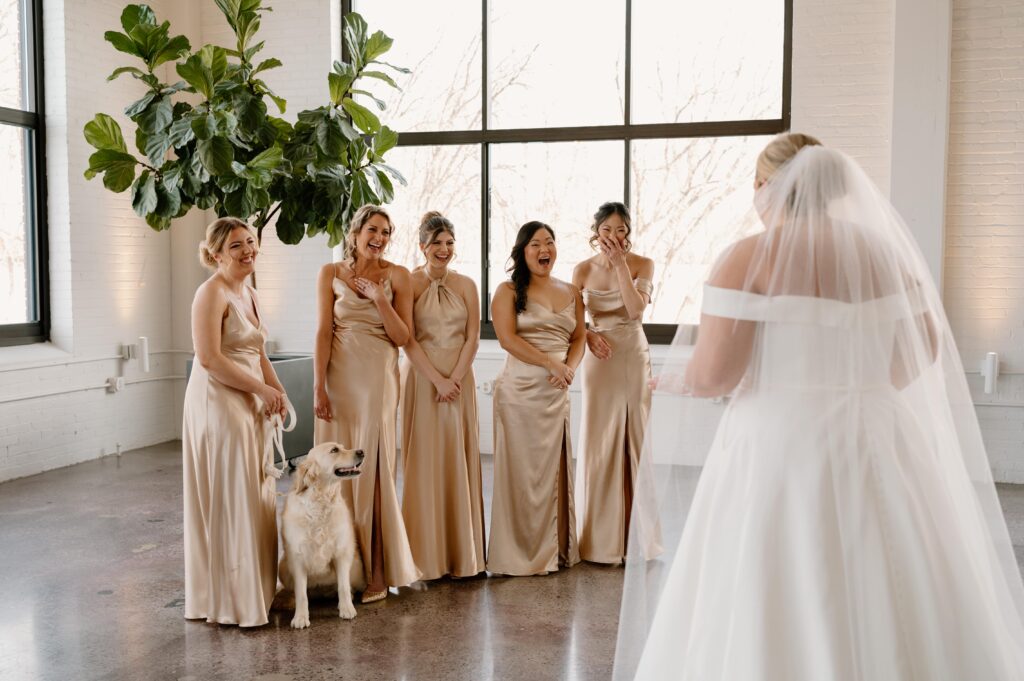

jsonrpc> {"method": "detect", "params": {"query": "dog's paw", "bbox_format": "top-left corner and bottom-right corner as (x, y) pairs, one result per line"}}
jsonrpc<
(290, 612), (311, 629)
(338, 602), (357, 620)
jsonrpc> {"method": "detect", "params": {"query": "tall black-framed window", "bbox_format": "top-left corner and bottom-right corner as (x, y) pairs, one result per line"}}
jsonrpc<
(347, 0), (791, 342)
(0, 0), (48, 347)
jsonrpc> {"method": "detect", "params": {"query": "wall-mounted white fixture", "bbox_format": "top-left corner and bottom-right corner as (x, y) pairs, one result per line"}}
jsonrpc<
(139, 336), (150, 373)
(981, 351), (999, 395)
(106, 376), (125, 393)
(121, 336), (151, 373)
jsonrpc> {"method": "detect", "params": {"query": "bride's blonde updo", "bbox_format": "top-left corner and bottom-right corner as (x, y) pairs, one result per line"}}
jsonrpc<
(198, 217), (253, 269)
(756, 132), (823, 184)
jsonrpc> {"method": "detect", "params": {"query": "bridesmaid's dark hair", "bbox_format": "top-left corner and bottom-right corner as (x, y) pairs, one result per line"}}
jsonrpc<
(588, 201), (632, 251)
(506, 221), (555, 315)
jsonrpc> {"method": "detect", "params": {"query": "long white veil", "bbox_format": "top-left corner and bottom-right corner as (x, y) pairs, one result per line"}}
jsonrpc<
(614, 145), (1024, 679)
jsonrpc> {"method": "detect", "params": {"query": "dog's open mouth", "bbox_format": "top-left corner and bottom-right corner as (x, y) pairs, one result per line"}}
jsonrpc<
(333, 464), (362, 478)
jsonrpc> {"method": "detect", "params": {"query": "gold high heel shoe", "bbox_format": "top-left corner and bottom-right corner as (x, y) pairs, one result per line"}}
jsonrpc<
(360, 589), (387, 604)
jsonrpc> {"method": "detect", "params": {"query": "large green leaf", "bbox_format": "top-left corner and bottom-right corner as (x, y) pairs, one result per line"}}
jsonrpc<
(343, 13), (368, 69)
(369, 59), (412, 75)
(363, 30), (393, 63)
(360, 70), (401, 90)
(161, 160), (185, 189)
(131, 170), (158, 215)
(152, 35), (191, 69)
(85, 148), (137, 174)
(315, 116), (346, 158)
(136, 95), (173, 134)
(327, 72), (350, 106)
(84, 149), (137, 193)
(372, 125), (398, 158)
(176, 45), (227, 100)
(351, 89), (386, 111)
(236, 93), (267, 130)
(154, 181), (182, 218)
(120, 4), (157, 33)
(146, 213), (172, 231)
(213, 0), (241, 27)
(341, 97), (380, 133)
(374, 162), (407, 186)
(168, 116), (195, 147)
(84, 114), (127, 152)
(143, 129), (172, 165)
(222, 187), (245, 218)
(104, 31), (141, 58)
(107, 66), (147, 82)
(275, 211), (305, 245)
(248, 145), (283, 171)
(128, 21), (171, 64)
(244, 183), (271, 214)
(251, 57), (281, 76)
(197, 137), (234, 175)
(124, 92), (156, 118)
(366, 166), (394, 204)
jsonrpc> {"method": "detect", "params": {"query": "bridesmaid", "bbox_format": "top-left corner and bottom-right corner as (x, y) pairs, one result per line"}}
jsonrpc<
(313, 205), (420, 603)
(400, 211), (485, 580)
(572, 202), (655, 564)
(183, 217), (287, 627)
(488, 221), (586, 576)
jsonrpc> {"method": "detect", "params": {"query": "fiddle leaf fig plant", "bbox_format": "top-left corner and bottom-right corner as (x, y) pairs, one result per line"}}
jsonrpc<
(83, 2), (408, 247)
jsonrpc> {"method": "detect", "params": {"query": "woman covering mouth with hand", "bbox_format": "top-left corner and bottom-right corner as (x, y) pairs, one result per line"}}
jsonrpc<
(487, 221), (586, 576)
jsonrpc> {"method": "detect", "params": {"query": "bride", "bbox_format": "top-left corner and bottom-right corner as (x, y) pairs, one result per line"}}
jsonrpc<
(614, 133), (1024, 680)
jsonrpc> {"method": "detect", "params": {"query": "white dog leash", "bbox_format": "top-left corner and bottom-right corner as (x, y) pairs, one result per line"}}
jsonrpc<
(264, 400), (297, 480)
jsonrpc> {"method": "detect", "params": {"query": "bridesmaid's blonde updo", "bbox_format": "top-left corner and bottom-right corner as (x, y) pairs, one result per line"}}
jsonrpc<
(755, 132), (823, 184)
(419, 211), (455, 246)
(344, 204), (395, 263)
(198, 217), (253, 269)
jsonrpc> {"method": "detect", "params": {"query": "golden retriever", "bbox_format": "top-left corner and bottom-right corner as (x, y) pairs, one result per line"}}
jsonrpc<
(279, 442), (366, 628)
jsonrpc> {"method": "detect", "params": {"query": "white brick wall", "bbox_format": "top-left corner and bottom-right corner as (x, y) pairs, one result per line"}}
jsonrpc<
(0, 0), (185, 482)
(791, 0), (895, 192)
(944, 0), (1024, 480)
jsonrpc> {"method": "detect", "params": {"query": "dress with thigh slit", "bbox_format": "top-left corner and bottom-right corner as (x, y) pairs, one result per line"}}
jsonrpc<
(400, 270), (486, 580)
(182, 289), (277, 627)
(576, 279), (653, 564)
(487, 298), (581, 576)
(314, 274), (420, 590)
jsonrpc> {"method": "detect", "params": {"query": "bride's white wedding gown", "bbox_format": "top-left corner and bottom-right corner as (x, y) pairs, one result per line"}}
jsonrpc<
(633, 284), (1024, 681)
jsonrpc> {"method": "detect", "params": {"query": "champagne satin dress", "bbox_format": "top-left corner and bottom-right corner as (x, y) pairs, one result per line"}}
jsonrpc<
(314, 274), (420, 589)
(576, 279), (654, 564)
(400, 271), (486, 580)
(488, 298), (581, 576)
(182, 293), (277, 627)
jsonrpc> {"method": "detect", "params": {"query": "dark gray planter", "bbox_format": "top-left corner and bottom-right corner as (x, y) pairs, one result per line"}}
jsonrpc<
(185, 353), (314, 465)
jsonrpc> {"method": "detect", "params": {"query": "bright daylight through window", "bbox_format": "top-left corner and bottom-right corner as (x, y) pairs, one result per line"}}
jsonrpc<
(352, 0), (789, 336)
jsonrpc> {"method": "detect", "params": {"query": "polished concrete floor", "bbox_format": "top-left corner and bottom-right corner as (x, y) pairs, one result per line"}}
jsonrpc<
(0, 442), (623, 681)
(4, 443), (1024, 681)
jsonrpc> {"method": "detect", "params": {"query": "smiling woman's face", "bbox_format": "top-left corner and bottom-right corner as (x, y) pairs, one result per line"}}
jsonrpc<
(524, 227), (556, 276)
(216, 226), (258, 275)
(355, 213), (393, 261)
(422, 230), (455, 269)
